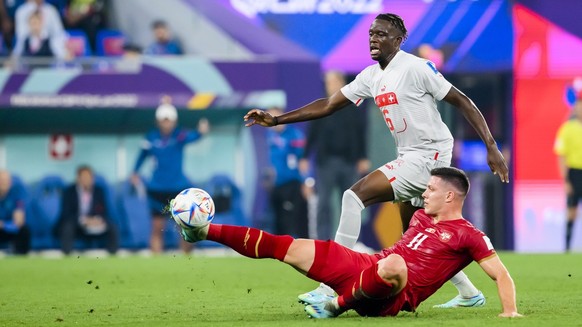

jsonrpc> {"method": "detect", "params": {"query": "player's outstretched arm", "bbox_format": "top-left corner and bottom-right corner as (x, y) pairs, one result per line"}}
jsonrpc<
(243, 90), (352, 127)
(478, 255), (523, 318)
(443, 87), (509, 183)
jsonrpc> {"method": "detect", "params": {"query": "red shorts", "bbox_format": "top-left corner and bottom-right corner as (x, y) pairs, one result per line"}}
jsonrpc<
(306, 240), (409, 316)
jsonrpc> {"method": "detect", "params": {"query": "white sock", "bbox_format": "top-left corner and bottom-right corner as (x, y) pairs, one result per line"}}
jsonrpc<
(450, 271), (479, 298)
(334, 189), (365, 248)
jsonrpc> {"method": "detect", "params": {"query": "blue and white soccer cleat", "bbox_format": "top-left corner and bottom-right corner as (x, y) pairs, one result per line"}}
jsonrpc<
(433, 291), (486, 308)
(304, 300), (343, 319)
(298, 288), (336, 305)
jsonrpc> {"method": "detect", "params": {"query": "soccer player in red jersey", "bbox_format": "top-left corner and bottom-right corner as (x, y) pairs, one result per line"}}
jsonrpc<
(178, 167), (522, 318)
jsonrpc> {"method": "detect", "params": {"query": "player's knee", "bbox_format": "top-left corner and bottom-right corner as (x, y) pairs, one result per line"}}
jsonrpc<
(377, 254), (407, 282)
(342, 189), (364, 208)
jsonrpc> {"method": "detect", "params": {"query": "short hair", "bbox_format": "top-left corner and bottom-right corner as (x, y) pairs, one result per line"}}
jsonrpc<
(152, 20), (167, 29)
(375, 13), (408, 40)
(77, 164), (93, 176)
(430, 167), (470, 196)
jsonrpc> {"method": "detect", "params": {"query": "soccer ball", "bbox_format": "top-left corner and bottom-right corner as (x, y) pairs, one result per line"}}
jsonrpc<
(171, 188), (215, 228)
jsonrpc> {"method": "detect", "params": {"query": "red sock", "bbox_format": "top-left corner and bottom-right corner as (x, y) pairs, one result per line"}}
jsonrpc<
(207, 224), (293, 261)
(337, 264), (393, 308)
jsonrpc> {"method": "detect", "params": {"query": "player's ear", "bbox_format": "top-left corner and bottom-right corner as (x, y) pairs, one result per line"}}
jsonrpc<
(445, 191), (455, 203)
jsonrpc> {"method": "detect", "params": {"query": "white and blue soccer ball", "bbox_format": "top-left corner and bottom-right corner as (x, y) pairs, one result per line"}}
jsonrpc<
(171, 188), (215, 228)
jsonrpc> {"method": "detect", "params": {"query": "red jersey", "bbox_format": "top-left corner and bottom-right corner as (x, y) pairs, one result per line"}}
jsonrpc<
(378, 209), (496, 312)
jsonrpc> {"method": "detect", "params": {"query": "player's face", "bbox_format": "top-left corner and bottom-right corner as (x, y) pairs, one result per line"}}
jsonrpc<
(422, 176), (448, 216)
(157, 118), (177, 135)
(368, 19), (403, 65)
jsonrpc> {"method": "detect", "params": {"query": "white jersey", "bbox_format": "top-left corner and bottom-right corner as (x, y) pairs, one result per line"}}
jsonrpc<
(341, 50), (454, 160)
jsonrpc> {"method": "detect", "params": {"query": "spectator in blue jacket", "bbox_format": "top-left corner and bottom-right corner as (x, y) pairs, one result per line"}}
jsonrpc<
(131, 100), (209, 254)
(265, 107), (309, 238)
(0, 170), (30, 255)
(144, 20), (182, 56)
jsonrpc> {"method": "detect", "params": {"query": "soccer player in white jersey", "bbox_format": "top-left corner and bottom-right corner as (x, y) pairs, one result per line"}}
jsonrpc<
(244, 13), (509, 308)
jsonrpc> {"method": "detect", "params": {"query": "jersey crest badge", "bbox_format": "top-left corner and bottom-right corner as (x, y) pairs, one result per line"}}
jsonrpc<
(439, 231), (452, 242)
(375, 92), (398, 107)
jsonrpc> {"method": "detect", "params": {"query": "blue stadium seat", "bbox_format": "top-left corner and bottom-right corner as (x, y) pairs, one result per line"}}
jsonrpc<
(93, 174), (128, 248)
(95, 29), (125, 56)
(66, 29), (92, 57)
(118, 178), (151, 249)
(197, 174), (247, 248)
(29, 175), (65, 250)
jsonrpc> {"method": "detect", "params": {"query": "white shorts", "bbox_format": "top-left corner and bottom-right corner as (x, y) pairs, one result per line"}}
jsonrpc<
(377, 152), (451, 207)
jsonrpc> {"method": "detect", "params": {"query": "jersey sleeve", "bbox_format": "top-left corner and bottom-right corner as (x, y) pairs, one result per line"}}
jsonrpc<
(415, 60), (452, 101)
(133, 133), (153, 173)
(340, 67), (373, 107)
(554, 122), (568, 156)
(463, 228), (496, 263)
(176, 128), (202, 145)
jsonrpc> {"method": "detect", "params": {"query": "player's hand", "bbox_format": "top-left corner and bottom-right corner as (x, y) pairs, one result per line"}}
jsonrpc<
(487, 146), (509, 183)
(498, 312), (523, 318)
(244, 109), (277, 127)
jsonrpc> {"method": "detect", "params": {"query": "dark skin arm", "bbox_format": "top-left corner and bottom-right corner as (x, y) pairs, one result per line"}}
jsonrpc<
(243, 90), (352, 127)
(443, 86), (509, 183)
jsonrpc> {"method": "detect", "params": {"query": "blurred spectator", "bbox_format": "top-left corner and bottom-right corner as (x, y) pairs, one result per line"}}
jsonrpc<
(0, 170), (30, 255)
(21, 10), (54, 57)
(299, 71), (369, 240)
(554, 98), (582, 252)
(13, 0), (67, 59)
(265, 107), (308, 238)
(54, 165), (118, 255)
(63, 0), (105, 52)
(0, 0), (19, 53)
(144, 19), (182, 56)
(131, 99), (209, 254)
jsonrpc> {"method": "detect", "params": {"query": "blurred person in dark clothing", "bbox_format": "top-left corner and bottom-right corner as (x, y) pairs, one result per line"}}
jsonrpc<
(299, 70), (370, 240)
(266, 106), (309, 238)
(55, 165), (118, 255)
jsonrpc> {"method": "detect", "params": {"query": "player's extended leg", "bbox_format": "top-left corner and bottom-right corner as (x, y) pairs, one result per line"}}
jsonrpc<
(305, 254), (407, 319)
(299, 170), (394, 304)
(181, 222), (316, 273)
(334, 170), (395, 248)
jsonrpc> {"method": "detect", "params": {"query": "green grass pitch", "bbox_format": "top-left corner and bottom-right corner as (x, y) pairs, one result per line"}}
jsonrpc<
(1, 252), (581, 326)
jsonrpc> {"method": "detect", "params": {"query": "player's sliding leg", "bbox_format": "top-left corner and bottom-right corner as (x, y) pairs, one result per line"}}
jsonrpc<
(305, 254), (406, 319)
(299, 189), (364, 304)
(300, 170), (394, 305)
(182, 224), (293, 261)
(433, 270), (485, 308)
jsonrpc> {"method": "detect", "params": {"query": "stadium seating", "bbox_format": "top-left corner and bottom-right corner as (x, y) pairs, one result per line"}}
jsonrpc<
(28, 175), (65, 250)
(95, 29), (125, 56)
(196, 174), (247, 248)
(117, 178), (151, 249)
(91, 174), (128, 250)
(66, 30), (92, 57)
